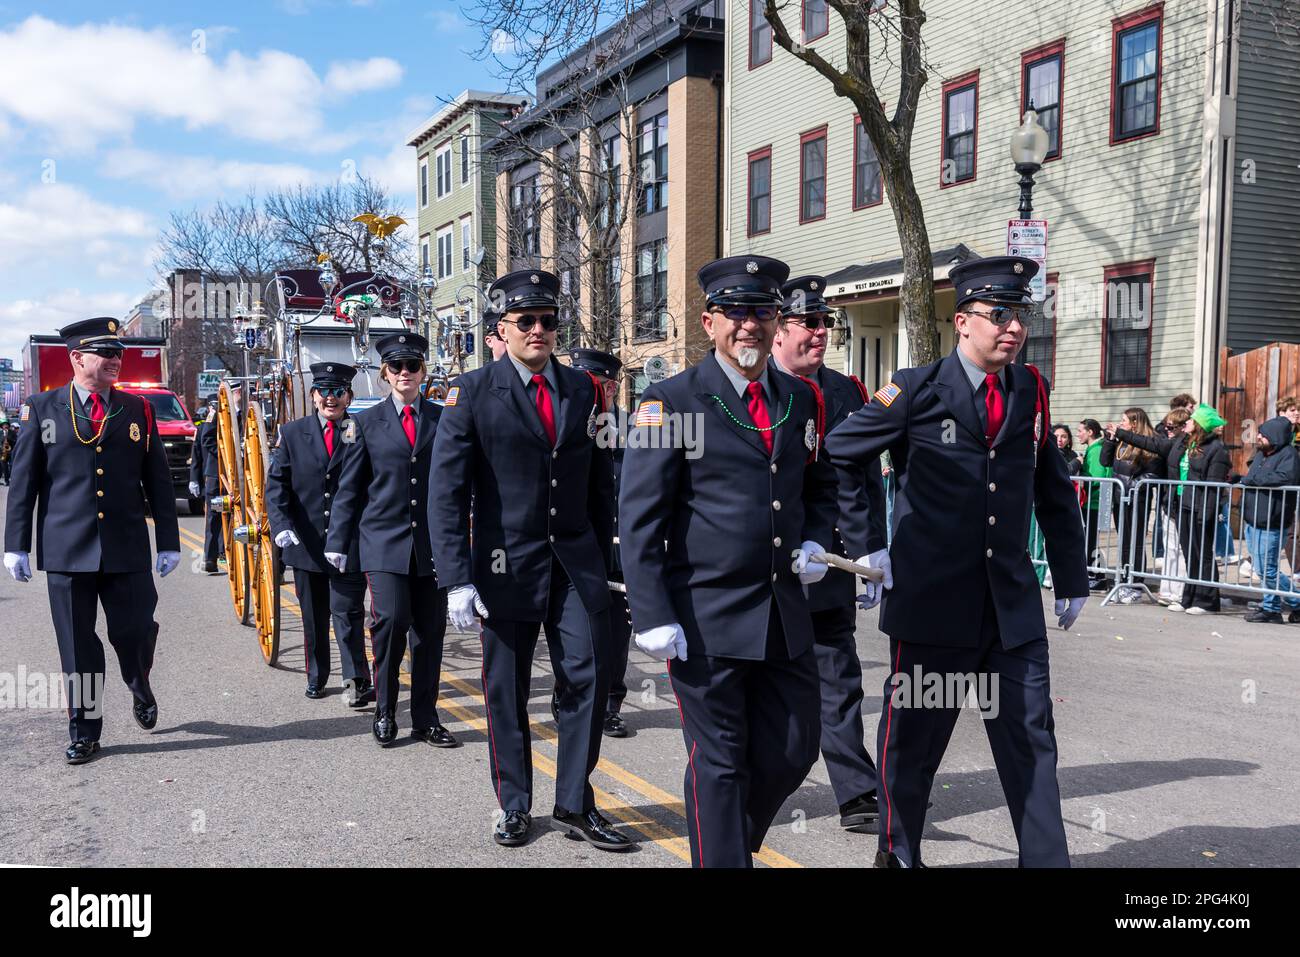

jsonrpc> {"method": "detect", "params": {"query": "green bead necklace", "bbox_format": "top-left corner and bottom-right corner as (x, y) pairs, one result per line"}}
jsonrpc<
(708, 393), (793, 433)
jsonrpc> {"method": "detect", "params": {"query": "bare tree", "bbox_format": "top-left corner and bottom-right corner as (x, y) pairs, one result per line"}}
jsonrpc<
(264, 176), (414, 277)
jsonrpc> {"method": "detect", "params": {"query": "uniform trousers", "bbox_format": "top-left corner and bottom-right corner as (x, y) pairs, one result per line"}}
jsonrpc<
(876, 592), (1069, 868)
(667, 605), (821, 868)
(481, 560), (611, 814)
(812, 602), (878, 806)
(46, 569), (159, 742)
(365, 556), (446, 729)
(606, 589), (632, 714)
(292, 569), (368, 688)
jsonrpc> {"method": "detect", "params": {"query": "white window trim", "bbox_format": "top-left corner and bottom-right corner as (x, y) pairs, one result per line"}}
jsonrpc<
(435, 144), (453, 199)
(420, 234), (430, 271)
(460, 216), (472, 272)
(436, 226), (453, 280)
(419, 158), (429, 209)
(459, 128), (471, 186)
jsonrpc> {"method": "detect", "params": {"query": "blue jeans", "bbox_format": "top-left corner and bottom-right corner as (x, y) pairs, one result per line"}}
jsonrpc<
(1215, 498), (1236, 559)
(1243, 524), (1299, 613)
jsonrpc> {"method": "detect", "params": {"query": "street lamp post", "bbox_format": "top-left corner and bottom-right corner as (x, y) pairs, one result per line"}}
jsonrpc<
(1009, 105), (1051, 219)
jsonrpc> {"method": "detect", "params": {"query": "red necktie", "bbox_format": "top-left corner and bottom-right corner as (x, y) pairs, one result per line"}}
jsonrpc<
(89, 393), (106, 428)
(746, 381), (773, 455)
(533, 374), (557, 446)
(323, 420), (335, 457)
(402, 406), (416, 447)
(984, 373), (1004, 446)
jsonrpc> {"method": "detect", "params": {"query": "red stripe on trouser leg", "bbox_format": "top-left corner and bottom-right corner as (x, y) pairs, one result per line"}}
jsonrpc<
(364, 574), (377, 688)
(881, 640), (903, 854)
(667, 659), (704, 868)
(481, 644), (503, 806)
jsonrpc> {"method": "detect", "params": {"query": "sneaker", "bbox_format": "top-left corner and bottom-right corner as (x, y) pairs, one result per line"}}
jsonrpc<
(1185, 606), (1209, 616)
(1117, 587), (1141, 605)
(1238, 559), (1254, 579)
(1222, 555), (1241, 566)
(1245, 608), (1283, 623)
(1168, 602), (1184, 612)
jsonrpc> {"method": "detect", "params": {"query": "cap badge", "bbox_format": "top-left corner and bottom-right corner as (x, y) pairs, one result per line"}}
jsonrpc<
(399, 335), (406, 343)
(746, 261), (758, 274)
(107, 321), (117, 332)
(326, 365), (333, 372)
(530, 274), (540, 284)
(809, 281), (819, 290)
(966, 288), (972, 294)
(1013, 263), (1024, 274)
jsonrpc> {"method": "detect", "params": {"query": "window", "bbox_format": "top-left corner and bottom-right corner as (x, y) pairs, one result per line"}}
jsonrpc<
(556, 148), (580, 244)
(803, 0), (828, 41)
(637, 111), (668, 215)
(1016, 273), (1057, 384)
(1102, 262), (1155, 387)
(435, 143), (452, 198)
(1021, 41), (1064, 160)
(599, 133), (622, 228)
(419, 159), (429, 208)
(799, 126), (827, 223)
(1111, 6), (1162, 143)
(941, 74), (978, 186)
(509, 174), (540, 258)
(853, 118), (882, 209)
(436, 226), (453, 280)
(459, 129), (470, 185)
(747, 147), (772, 235)
(558, 267), (580, 351)
(461, 217), (472, 271)
(420, 235), (430, 271)
(635, 240), (668, 339)
(750, 0), (772, 68)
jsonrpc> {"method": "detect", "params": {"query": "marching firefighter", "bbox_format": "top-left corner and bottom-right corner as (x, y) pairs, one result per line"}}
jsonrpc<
(188, 405), (224, 573)
(824, 255), (1088, 868)
(770, 275), (890, 830)
(429, 269), (628, 852)
(267, 362), (373, 707)
(3, 317), (181, 765)
(618, 255), (839, 868)
(325, 333), (456, 750)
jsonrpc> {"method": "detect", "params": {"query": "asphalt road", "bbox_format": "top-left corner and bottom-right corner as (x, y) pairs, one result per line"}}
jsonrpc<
(1, 493), (1297, 868)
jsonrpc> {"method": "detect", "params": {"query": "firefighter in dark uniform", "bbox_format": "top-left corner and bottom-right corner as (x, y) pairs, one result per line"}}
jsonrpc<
(325, 333), (456, 750)
(429, 269), (628, 852)
(568, 347), (631, 738)
(267, 362), (373, 706)
(824, 255), (1088, 868)
(188, 405), (223, 573)
(0, 419), (16, 484)
(770, 275), (890, 830)
(3, 317), (181, 765)
(619, 256), (840, 868)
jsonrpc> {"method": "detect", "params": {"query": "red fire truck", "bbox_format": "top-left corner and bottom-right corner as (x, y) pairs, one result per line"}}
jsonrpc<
(22, 335), (201, 513)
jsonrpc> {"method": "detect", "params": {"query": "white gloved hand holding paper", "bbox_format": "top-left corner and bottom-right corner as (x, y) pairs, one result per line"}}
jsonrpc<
(634, 622), (688, 661)
(448, 584), (489, 631)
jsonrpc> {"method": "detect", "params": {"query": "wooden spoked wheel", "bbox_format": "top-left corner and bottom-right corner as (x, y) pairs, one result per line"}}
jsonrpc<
(215, 383), (249, 623)
(242, 400), (281, 666)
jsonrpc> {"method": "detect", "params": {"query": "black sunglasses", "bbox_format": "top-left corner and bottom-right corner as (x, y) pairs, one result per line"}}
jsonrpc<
(790, 312), (837, 331)
(86, 348), (124, 359)
(963, 305), (1031, 328)
(386, 359), (423, 374)
(713, 305), (779, 323)
(501, 313), (560, 333)
(314, 386), (350, 399)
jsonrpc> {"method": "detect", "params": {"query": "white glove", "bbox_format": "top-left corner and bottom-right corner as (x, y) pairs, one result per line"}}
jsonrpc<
(156, 551), (181, 577)
(448, 584), (489, 631)
(274, 529), (300, 548)
(634, 622), (688, 661)
(4, 551), (32, 583)
(792, 541), (829, 585)
(1054, 596), (1087, 630)
(855, 548), (894, 609)
(188, 481), (200, 498)
(324, 552), (348, 573)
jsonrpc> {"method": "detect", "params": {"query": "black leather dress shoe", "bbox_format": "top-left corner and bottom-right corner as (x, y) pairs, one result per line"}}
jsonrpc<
(494, 810), (532, 847)
(874, 849), (926, 868)
(602, 712), (629, 738)
(304, 685), (326, 699)
(838, 791), (879, 829)
(203, 560), (219, 574)
(1245, 609), (1284, 623)
(551, 807), (633, 851)
(373, 712), (397, 747)
(131, 697), (158, 731)
(411, 725), (460, 748)
(65, 740), (101, 765)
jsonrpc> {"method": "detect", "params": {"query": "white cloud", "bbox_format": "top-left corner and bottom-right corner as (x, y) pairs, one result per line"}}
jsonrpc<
(0, 16), (397, 152)
(0, 183), (154, 271)
(324, 57), (404, 96)
(101, 148), (327, 198)
(359, 144), (417, 209)
(0, 289), (138, 365)
(490, 29), (520, 56)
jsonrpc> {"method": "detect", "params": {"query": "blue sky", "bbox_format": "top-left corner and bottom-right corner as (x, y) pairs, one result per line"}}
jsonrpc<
(0, 1), (507, 364)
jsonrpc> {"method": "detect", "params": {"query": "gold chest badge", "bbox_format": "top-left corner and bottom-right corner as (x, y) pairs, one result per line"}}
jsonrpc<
(129, 422), (141, 442)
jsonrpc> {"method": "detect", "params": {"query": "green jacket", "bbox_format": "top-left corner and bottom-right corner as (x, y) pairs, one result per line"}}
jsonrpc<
(1082, 440), (1113, 507)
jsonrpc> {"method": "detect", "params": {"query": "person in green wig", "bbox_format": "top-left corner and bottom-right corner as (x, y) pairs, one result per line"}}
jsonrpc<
(1109, 403), (1231, 613)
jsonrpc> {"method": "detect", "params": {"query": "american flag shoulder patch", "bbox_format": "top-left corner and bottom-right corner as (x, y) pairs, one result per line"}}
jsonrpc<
(634, 400), (664, 426)
(444, 386), (460, 407)
(20, 404), (31, 422)
(874, 383), (901, 407)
